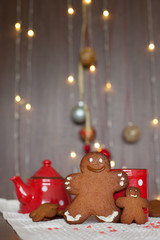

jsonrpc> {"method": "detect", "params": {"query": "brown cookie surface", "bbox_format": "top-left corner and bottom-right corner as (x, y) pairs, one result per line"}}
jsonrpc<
(149, 200), (160, 217)
(116, 187), (149, 224)
(63, 152), (129, 224)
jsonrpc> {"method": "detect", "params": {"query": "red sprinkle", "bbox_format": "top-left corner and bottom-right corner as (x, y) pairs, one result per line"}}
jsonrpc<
(110, 229), (117, 232)
(107, 226), (112, 229)
(153, 225), (160, 229)
(150, 223), (155, 226)
(54, 227), (59, 230)
(87, 225), (92, 228)
(143, 226), (150, 228)
(99, 231), (106, 234)
(74, 228), (79, 230)
(48, 228), (52, 230)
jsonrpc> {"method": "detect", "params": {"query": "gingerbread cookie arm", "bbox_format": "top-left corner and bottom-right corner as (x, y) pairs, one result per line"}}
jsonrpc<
(139, 198), (149, 209)
(109, 171), (129, 193)
(116, 197), (127, 208)
(64, 173), (82, 195)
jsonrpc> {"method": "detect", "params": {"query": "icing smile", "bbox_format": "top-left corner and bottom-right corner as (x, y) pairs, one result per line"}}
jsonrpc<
(130, 194), (137, 198)
(87, 165), (105, 173)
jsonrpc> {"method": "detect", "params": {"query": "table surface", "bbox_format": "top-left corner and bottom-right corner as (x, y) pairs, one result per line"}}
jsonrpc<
(0, 212), (21, 240)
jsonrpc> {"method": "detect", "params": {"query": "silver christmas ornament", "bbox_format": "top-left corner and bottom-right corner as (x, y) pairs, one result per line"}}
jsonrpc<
(71, 101), (86, 124)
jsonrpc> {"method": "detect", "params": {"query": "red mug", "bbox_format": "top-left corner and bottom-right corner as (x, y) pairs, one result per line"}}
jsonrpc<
(112, 169), (148, 217)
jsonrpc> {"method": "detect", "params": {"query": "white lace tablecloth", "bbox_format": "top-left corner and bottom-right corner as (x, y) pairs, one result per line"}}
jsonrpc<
(0, 198), (160, 240)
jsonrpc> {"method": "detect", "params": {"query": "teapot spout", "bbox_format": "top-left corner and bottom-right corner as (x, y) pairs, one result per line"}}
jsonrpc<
(10, 176), (33, 205)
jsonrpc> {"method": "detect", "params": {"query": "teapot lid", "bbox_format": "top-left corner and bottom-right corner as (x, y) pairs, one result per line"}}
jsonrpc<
(31, 160), (62, 178)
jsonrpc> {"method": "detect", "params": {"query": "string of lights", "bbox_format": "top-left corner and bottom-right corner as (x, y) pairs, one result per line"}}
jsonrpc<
(14, 0), (22, 176)
(147, 0), (160, 199)
(102, 0), (115, 168)
(67, 0), (75, 86)
(87, 0), (97, 132)
(24, 0), (34, 177)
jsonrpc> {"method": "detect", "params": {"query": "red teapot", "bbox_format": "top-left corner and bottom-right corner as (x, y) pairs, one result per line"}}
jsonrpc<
(10, 160), (71, 213)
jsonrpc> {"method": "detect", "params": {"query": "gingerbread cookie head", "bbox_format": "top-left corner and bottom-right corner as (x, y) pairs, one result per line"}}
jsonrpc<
(80, 152), (110, 174)
(126, 187), (141, 198)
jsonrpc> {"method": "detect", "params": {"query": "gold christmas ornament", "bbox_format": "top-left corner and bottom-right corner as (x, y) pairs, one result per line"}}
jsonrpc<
(79, 47), (96, 68)
(123, 123), (141, 143)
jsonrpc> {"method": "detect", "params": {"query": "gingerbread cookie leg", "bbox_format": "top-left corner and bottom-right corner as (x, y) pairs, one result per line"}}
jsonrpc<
(120, 211), (134, 224)
(64, 197), (90, 224)
(95, 205), (121, 223)
(134, 212), (147, 225)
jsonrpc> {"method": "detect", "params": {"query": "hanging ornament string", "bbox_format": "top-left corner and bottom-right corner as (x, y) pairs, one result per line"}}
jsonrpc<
(84, 103), (91, 145)
(14, 0), (22, 176)
(78, 2), (87, 102)
(87, 1), (98, 131)
(147, 0), (160, 198)
(24, 0), (34, 177)
(122, 1), (141, 150)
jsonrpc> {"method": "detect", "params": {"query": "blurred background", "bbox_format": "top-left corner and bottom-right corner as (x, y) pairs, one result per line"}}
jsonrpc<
(0, 0), (160, 200)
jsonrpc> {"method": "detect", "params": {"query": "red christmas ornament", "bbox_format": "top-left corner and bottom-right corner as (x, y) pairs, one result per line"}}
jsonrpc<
(84, 144), (91, 153)
(100, 149), (111, 160)
(79, 126), (96, 143)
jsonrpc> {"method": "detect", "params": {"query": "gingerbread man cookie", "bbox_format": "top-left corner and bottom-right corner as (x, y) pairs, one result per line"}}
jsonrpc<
(29, 203), (64, 222)
(64, 152), (129, 224)
(116, 187), (149, 224)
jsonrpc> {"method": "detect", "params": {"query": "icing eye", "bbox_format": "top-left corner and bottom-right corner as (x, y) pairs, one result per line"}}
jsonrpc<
(135, 189), (137, 192)
(99, 158), (103, 163)
(89, 158), (93, 163)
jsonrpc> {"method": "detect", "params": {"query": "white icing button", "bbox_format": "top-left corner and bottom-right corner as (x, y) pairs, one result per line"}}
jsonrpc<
(59, 200), (64, 206)
(120, 181), (124, 186)
(89, 158), (93, 162)
(65, 181), (70, 185)
(67, 176), (72, 180)
(118, 173), (122, 176)
(42, 186), (48, 192)
(138, 179), (143, 186)
(99, 158), (103, 163)
(66, 186), (71, 190)
(121, 177), (125, 180)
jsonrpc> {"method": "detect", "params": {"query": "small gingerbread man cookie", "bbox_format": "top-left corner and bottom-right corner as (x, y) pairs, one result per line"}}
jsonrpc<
(64, 152), (129, 224)
(116, 187), (149, 224)
(29, 203), (64, 222)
